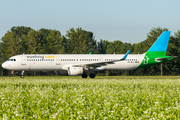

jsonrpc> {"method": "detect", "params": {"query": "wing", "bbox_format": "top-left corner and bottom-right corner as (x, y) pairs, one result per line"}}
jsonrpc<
(72, 50), (130, 68)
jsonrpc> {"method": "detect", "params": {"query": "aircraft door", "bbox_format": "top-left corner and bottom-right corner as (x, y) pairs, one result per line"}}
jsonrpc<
(21, 56), (26, 65)
(56, 56), (61, 65)
(98, 57), (103, 62)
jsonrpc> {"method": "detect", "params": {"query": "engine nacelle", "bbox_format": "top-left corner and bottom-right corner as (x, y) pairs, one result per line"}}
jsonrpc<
(68, 67), (83, 75)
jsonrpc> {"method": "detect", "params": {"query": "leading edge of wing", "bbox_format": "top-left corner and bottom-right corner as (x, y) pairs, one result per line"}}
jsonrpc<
(72, 50), (130, 68)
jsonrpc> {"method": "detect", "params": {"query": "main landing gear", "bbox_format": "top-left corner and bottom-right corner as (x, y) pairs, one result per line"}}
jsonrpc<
(20, 71), (24, 78)
(82, 74), (88, 78)
(81, 73), (96, 78)
(89, 73), (95, 78)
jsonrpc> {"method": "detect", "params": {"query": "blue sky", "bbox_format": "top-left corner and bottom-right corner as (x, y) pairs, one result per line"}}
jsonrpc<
(0, 0), (180, 43)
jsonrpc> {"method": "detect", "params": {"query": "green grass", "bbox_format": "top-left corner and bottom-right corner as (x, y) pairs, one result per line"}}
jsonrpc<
(1, 75), (180, 79)
(0, 77), (180, 119)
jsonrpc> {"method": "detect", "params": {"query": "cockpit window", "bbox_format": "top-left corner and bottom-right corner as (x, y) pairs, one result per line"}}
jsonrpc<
(8, 59), (16, 61)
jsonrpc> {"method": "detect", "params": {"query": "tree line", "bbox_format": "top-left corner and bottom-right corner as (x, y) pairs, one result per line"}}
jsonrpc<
(0, 26), (179, 76)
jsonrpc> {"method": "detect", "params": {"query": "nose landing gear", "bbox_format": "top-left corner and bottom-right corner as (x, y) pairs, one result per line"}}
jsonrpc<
(20, 71), (24, 78)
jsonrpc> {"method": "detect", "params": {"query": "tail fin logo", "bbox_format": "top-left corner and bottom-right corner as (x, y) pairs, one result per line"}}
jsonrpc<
(143, 56), (149, 64)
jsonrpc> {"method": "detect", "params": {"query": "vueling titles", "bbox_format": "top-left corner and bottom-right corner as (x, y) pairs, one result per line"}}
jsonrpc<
(26, 55), (55, 59)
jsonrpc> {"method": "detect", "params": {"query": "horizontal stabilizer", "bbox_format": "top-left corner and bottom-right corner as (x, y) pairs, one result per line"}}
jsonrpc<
(155, 56), (178, 62)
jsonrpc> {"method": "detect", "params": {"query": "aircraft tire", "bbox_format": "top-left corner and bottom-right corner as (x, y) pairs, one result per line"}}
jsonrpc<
(90, 74), (95, 78)
(82, 74), (88, 78)
(20, 75), (24, 79)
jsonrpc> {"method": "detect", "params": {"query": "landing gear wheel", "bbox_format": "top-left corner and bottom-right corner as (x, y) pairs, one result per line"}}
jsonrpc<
(20, 75), (24, 78)
(82, 74), (88, 78)
(90, 74), (95, 78)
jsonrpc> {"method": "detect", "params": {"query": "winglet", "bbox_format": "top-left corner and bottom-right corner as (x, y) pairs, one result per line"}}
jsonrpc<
(121, 50), (130, 60)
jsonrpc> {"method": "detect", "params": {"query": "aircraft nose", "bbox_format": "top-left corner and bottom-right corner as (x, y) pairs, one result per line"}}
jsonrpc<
(2, 62), (7, 69)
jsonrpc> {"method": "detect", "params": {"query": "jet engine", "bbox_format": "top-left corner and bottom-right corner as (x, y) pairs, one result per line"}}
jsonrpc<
(68, 67), (83, 75)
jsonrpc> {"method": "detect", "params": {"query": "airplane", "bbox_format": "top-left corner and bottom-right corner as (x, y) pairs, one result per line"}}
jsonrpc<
(2, 31), (177, 78)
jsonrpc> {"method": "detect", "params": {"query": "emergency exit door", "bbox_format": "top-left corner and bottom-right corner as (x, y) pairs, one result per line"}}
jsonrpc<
(56, 56), (61, 65)
(21, 56), (26, 65)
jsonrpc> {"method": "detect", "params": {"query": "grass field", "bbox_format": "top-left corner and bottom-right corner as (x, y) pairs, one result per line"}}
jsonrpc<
(0, 76), (180, 119)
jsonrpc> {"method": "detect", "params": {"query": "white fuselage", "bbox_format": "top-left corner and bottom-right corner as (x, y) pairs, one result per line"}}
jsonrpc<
(2, 54), (145, 71)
